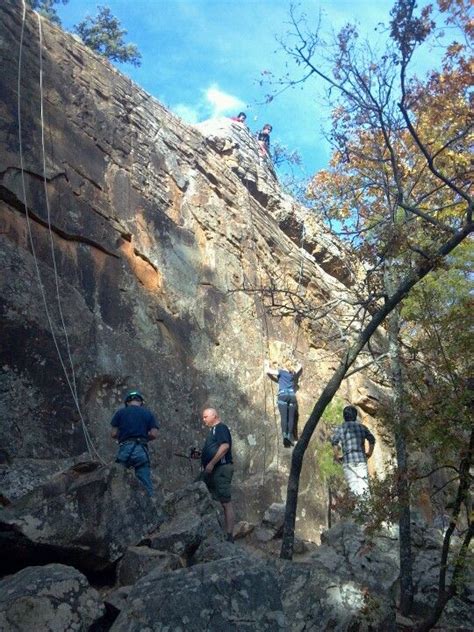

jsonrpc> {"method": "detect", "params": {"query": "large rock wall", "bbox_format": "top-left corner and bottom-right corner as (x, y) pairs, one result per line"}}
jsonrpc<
(0, 0), (388, 538)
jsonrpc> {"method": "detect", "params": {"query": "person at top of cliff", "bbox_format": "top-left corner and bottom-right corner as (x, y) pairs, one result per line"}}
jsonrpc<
(110, 390), (160, 496)
(230, 111), (247, 124)
(330, 405), (375, 498)
(265, 358), (302, 447)
(257, 123), (272, 158)
(191, 407), (235, 542)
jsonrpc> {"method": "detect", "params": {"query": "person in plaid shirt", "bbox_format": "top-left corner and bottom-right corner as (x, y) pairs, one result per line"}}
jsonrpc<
(331, 405), (376, 497)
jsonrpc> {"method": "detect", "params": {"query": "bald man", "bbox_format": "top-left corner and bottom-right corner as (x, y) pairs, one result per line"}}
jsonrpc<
(198, 408), (235, 542)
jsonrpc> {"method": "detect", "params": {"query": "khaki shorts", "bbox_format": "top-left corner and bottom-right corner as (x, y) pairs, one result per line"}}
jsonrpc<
(200, 463), (234, 503)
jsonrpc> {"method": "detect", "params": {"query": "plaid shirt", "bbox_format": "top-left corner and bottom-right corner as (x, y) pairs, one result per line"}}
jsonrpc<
(331, 420), (375, 465)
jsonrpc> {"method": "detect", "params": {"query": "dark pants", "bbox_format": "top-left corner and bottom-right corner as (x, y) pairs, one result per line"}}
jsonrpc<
(277, 391), (298, 439)
(116, 440), (153, 496)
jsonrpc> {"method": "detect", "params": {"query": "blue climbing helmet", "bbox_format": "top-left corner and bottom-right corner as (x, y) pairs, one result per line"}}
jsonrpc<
(124, 390), (144, 405)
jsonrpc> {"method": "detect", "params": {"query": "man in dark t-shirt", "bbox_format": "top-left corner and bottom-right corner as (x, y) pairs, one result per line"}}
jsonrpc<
(195, 408), (235, 542)
(110, 390), (160, 496)
(257, 123), (272, 158)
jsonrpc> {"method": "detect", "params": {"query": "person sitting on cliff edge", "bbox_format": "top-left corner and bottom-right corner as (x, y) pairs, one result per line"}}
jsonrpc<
(230, 111), (247, 124)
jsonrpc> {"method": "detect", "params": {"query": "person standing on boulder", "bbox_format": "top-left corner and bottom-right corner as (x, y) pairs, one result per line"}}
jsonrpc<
(331, 405), (375, 497)
(194, 407), (235, 542)
(110, 390), (159, 496)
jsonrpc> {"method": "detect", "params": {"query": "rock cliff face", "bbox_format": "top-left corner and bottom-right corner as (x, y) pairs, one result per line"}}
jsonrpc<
(0, 0), (387, 537)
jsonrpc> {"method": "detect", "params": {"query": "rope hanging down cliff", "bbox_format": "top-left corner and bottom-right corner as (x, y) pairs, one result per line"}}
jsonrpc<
(240, 164), (273, 481)
(17, 1), (104, 464)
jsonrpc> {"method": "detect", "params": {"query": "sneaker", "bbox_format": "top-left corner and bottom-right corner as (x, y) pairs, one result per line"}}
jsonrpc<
(283, 437), (293, 448)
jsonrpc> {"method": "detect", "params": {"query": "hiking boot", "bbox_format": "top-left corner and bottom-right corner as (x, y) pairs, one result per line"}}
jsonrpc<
(283, 437), (294, 448)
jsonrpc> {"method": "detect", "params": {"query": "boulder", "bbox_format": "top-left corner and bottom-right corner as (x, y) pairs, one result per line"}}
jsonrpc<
(234, 520), (256, 539)
(0, 456), (78, 503)
(110, 549), (396, 632)
(110, 557), (287, 632)
(103, 586), (131, 617)
(0, 462), (163, 573)
(0, 564), (104, 632)
(146, 482), (223, 559)
(317, 521), (399, 595)
(117, 546), (182, 586)
(281, 560), (396, 632)
(255, 502), (286, 542)
(191, 535), (254, 565)
(411, 531), (474, 629)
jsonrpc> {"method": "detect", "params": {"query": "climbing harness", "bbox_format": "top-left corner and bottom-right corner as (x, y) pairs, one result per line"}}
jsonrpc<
(17, 2), (105, 464)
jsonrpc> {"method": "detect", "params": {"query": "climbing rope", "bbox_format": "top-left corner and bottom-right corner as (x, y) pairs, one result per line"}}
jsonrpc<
(291, 216), (307, 356)
(239, 159), (278, 481)
(17, 2), (105, 464)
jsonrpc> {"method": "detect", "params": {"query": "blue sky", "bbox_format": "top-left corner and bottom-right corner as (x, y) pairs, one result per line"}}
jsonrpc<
(54, 0), (445, 179)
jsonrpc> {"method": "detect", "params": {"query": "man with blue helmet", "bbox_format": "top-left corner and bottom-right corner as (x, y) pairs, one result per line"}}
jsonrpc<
(110, 390), (160, 496)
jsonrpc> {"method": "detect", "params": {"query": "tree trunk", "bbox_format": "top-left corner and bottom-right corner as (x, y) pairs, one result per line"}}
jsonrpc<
(385, 259), (413, 615)
(279, 223), (472, 560)
(415, 429), (474, 631)
(327, 483), (333, 529)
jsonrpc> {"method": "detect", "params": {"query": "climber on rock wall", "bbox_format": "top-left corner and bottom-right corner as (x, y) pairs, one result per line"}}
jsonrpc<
(110, 390), (160, 496)
(265, 359), (302, 447)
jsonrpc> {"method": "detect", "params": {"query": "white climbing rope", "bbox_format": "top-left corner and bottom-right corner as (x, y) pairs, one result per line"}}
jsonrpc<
(240, 162), (278, 481)
(291, 216), (307, 356)
(17, 1), (105, 463)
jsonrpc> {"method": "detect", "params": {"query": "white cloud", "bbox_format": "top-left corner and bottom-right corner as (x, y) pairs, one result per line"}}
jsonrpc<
(173, 103), (200, 124)
(204, 84), (245, 117)
(171, 83), (245, 124)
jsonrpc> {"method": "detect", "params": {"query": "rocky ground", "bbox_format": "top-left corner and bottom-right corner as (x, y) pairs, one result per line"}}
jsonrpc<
(1, 462), (472, 631)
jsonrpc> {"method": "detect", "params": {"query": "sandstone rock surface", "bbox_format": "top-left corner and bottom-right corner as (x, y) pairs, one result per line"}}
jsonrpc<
(0, 0), (387, 542)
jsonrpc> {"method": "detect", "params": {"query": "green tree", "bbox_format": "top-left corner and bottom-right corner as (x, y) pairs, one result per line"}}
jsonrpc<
(74, 6), (142, 67)
(270, 0), (472, 583)
(25, 0), (68, 25)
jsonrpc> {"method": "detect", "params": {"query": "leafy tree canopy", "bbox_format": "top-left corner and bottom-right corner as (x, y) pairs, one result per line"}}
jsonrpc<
(74, 6), (142, 67)
(26, 1), (142, 66)
(25, 0), (68, 25)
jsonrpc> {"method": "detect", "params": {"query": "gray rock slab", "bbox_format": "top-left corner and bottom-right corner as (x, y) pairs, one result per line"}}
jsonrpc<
(110, 557), (287, 632)
(146, 482), (223, 559)
(0, 463), (162, 573)
(0, 563), (104, 632)
(117, 546), (182, 586)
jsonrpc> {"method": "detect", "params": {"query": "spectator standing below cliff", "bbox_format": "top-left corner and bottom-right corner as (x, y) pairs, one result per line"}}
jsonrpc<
(257, 123), (272, 157)
(230, 111), (247, 124)
(265, 359), (302, 447)
(110, 390), (159, 496)
(194, 407), (235, 542)
(331, 405), (375, 497)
